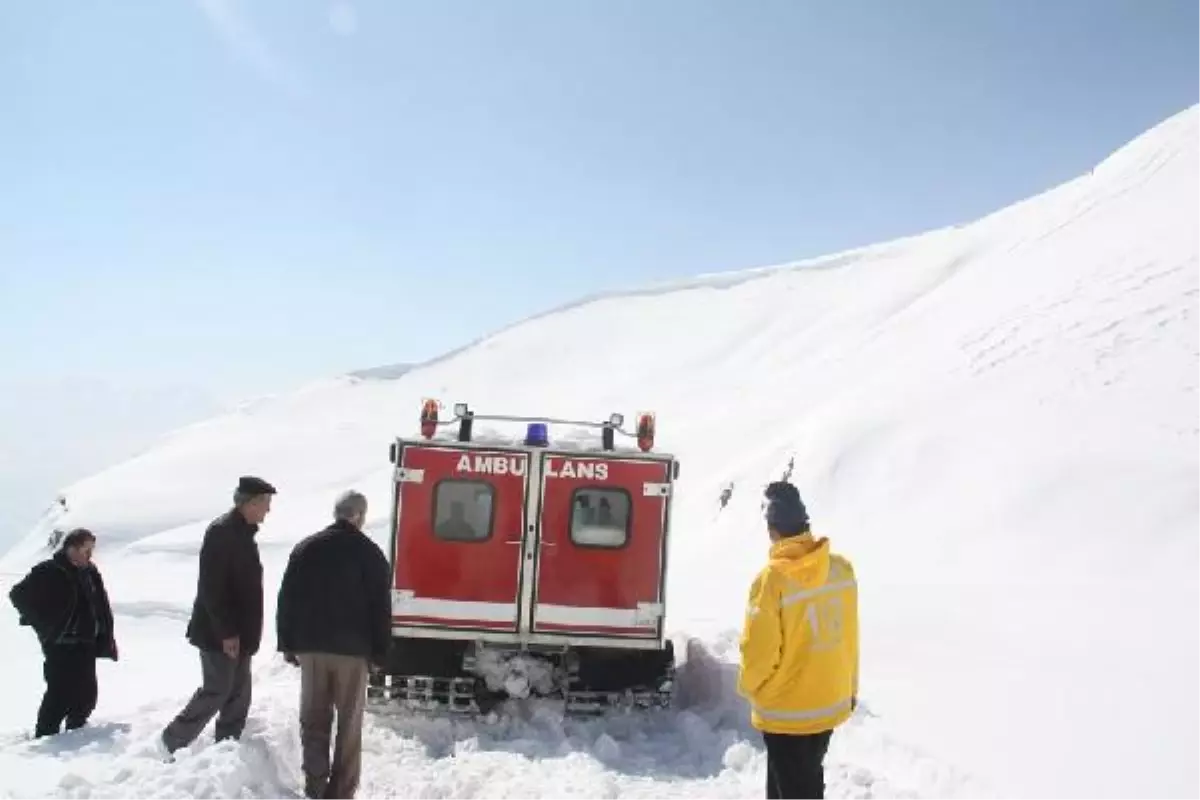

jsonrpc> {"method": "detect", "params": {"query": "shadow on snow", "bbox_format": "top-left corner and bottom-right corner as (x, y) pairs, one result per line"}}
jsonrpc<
(21, 721), (134, 757)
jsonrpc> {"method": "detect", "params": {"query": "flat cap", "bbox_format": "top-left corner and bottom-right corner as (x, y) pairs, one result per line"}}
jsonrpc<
(237, 475), (277, 496)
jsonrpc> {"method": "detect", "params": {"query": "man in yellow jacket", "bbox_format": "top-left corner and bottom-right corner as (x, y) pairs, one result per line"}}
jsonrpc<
(737, 481), (859, 799)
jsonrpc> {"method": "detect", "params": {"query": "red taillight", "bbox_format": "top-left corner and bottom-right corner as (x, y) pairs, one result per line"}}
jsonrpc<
(419, 398), (439, 439)
(636, 412), (655, 452)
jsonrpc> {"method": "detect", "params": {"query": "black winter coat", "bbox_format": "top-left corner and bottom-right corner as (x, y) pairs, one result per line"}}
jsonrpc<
(186, 509), (264, 655)
(276, 520), (391, 663)
(9, 552), (116, 659)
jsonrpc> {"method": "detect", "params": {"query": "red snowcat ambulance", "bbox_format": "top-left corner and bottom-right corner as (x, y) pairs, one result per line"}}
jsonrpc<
(367, 400), (679, 715)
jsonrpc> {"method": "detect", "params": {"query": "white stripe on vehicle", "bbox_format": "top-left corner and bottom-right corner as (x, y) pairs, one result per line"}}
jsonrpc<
(535, 603), (659, 628)
(391, 593), (517, 622)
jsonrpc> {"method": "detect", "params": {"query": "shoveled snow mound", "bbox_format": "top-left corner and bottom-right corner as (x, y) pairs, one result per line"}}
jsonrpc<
(1, 104), (1196, 799)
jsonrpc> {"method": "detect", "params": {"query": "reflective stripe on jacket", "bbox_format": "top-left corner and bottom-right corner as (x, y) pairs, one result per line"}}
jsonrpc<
(736, 533), (859, 735)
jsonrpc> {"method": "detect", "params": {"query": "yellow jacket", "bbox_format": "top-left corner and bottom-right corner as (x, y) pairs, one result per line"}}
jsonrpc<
(736, 533), (859, 734)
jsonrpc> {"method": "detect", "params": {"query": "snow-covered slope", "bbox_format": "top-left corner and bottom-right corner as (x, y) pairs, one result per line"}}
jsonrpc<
(1, 104), (1197, 799)
(0, 378), (222, 551)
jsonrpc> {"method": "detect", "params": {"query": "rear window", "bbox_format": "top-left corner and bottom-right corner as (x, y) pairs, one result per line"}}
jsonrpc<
(433, 480), (494, 542)
(570, 488), (631, 548)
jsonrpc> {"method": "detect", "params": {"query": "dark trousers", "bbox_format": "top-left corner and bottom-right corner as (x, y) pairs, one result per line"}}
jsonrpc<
(298, 653), (370, 799)
(36, 645), (98, 737)
(763, 730), (833, 799)
(161, 649), (252, 753)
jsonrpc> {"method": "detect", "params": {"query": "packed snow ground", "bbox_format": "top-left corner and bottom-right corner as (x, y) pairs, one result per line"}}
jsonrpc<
(1, 104), (1197, 799)
(0, 627), (975, 799)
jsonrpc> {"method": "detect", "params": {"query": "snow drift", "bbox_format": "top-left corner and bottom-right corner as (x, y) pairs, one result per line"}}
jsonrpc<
(1, 104), (1196, 799)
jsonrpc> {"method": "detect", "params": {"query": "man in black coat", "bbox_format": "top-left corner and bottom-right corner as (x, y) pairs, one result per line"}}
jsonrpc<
(9, 528), (118, 737)
(277, 489), (391, 800)
(161, 475), (275, 755)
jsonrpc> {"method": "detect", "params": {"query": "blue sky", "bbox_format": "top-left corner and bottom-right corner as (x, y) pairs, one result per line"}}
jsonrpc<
(1, 0), (1197, 403)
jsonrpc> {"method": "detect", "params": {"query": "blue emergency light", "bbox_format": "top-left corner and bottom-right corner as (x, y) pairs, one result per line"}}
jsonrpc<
(524, 422), (549, 447)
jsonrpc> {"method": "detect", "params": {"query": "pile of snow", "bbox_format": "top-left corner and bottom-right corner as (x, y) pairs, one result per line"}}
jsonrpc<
(1, 104), (1196, 799)
(470, 648), (561, 700)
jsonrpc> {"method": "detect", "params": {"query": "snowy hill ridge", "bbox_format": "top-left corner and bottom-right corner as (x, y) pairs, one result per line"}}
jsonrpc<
(1, 104), (1196, 799)
(413, 101), (1197, 376)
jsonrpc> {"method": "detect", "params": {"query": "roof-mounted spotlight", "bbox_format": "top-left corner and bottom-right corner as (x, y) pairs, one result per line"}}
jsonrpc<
(455, 402), (475, 442)
(602, 413), (624, 452)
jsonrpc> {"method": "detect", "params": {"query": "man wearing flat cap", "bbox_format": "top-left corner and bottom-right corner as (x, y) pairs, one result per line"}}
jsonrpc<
(161, 476), (276, 756)
(737, 480), (859, 799)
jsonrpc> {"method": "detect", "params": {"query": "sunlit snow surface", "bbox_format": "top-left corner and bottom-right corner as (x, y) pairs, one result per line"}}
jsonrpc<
(0, 634), (978, 799)
(0, 106), (1196, 798)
